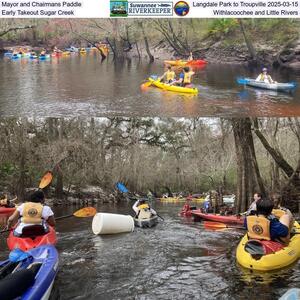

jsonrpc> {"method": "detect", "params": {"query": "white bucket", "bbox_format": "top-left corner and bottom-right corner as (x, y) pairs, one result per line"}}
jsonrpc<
(92, 213), (134, 235)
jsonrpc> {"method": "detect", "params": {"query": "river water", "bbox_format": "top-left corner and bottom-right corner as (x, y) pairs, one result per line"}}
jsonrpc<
(0, 54), (300, 118)
(0, 201), (299, 299)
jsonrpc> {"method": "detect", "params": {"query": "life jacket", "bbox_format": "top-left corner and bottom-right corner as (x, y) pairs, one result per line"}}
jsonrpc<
(247, 215), (271, 240)
(183, 71), (192, 84)
(271, 208), (286, 219)
(258, 74), (272, 82)
(21, 202), (43, 224)
(137, 204), (151, 219)
(166, 71), (175, 81)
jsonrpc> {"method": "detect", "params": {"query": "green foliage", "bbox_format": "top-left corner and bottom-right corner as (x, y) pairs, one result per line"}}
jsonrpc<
(208, 19), (239, 38)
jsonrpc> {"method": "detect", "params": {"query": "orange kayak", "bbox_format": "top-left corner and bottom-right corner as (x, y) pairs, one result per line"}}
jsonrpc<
(164, 59), (207, 67)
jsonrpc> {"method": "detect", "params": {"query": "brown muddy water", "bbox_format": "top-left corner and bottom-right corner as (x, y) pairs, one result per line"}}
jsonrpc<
(0, 54), (299, 118)
(0, 201), (299, 299)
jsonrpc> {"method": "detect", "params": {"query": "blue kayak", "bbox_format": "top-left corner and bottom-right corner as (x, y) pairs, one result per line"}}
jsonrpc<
(4, 52), (13, 57)
(0, 245), (59, 300)
(39, 54), (50, 60)
(237, 77), (297, 92)
(11, 54), (22, 60)
(279, 288), (300, 300)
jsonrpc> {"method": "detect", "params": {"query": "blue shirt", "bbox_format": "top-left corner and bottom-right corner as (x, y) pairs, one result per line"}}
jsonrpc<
(179, 72), (184, 79)
(244, 217), (289, 241)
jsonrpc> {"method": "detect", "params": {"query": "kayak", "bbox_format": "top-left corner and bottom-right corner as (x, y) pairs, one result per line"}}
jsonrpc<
(279, 288), (300, 300)
(134, 215), (158, 228)
(39, 54), (50, 60)
(160, 197), (186, 202)
(164, 59), (207, 67)
(11, 54), (21, 59)
(236, 221), (300, 271)
(179, 206), (197, 217)
(0, 206), (16, 214)
(7, 225), (57, 251)
(191, 210), (244, 225)
(62, 51), (71, 56)
(21, 53), (31, 58)
(30, 55), (38, 59)
(79, 48), (87, 54)
(4, 52), (12, 57)
(237, 77), (297, 92)
(0, 245), (59, 300)
(148, 78), (198, 94)
(51, 52), (62, 57)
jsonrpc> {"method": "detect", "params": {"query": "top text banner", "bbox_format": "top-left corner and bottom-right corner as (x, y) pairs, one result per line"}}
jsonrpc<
(1, 0), (299, 17)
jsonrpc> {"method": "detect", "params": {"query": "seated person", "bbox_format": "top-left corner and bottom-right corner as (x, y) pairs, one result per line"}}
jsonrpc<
(203, 199), (210, 213)
(159, 65), (176, 84)
(132, 199), (156, 219)
(7, 190), (55, 236)
(173, 67), (195, 87)
(244, 198), (292, 244)
(245, 192), (262, 215)
(0, 194), (15, 208)
(188, 51), (193, 61)
(256, 68), (275, 84)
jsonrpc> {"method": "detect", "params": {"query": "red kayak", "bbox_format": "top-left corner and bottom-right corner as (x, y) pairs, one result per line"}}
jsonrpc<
(7, 225), (57, 251)
(179, 204), (196, 217)
(191, 210), (244, 225)
(0, 206), (16, 214)
(186, 59), (207, 66)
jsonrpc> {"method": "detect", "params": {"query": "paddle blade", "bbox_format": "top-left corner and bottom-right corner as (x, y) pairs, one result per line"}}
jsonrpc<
(141, 81), (152, 88)
(236, 77), (249, 85)
(203, 221), (227, 228)
(73, 207), (97, 218)
(39, 171), (53, 189)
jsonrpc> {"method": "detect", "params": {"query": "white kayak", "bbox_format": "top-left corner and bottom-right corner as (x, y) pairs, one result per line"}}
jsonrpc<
(237, 77), (297, 92)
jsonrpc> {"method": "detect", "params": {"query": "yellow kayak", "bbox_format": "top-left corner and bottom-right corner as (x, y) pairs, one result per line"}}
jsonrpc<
(236, 221), (300, 271)
(62, 51), (71, 56)
(148, 78), (198, 94)
(160, 197), (186, 202)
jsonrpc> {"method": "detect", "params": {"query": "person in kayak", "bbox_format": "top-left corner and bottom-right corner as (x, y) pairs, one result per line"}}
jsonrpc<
(246, 192), (262, 215)
(173, 67), (195, 87)
(256, 68), (276, 84)
(132, 199), (157, 219)
(0, 194), (15, 208)
(244, 198), (292, 244)
(159, 66), (176, 84)
(7, 190), (55, 235)
(188, 52), (193, 61)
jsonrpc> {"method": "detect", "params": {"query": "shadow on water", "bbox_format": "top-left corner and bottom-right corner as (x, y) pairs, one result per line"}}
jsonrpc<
(1, 201), (299, 299)
(0, 56), (300, 117)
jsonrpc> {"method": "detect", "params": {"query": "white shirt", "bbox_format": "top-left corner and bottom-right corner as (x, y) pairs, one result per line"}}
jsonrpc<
(15, 203), (54, 234)
(132, 200), (156, 215)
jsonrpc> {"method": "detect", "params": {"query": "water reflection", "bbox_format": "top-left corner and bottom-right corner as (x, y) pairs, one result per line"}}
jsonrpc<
(0, 56), (299, 117)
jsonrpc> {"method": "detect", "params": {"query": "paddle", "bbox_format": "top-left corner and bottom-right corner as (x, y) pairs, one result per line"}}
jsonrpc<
(156, 213), (164, 221)
(140, 74), (159, 89)
(39, 171), (53, 189)
(236, 77), (250, 85)
(203, 221), (245, 230)
(0, 207), (97, 233)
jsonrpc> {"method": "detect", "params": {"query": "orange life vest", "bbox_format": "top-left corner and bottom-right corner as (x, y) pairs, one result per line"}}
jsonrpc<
(21, 202), (43, 224)
(247, 215), (271, 240)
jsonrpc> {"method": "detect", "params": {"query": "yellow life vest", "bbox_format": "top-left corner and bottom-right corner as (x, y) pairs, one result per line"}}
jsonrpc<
(166, 71), (175, 81)
(247, 215), (271, 240)
(272, 209), (285, 219)
(183, 71), (192, 84)
(258, 74), (272, 82)
(21, 202), (43, 224)
(137, 203), (151, 219)
(138, 204), (149, 210)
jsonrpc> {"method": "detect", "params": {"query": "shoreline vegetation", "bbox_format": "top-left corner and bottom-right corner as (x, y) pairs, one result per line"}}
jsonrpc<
(0, 19), (299, 68)
(1, 117), (300, 214)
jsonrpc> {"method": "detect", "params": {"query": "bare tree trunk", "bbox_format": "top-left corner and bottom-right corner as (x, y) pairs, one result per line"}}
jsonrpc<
(238, 19), (257, 61)
(232, 118), (266, 213)
(139, 22), (154, 62)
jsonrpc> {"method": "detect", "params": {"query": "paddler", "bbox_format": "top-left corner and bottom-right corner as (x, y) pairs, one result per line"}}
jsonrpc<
(173, 66), (195, 87)
(7, 190), (55, 235)
(256, 68), (276, 84)
(132, 199), (157, 219)
(244, 198), (292, 243)
(0, 193), (15, 208)
(40, 49), (46, 56)
(159, 65), (176, 84)
(188, 51), (193, 61)
(246, 192), (262, 215)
